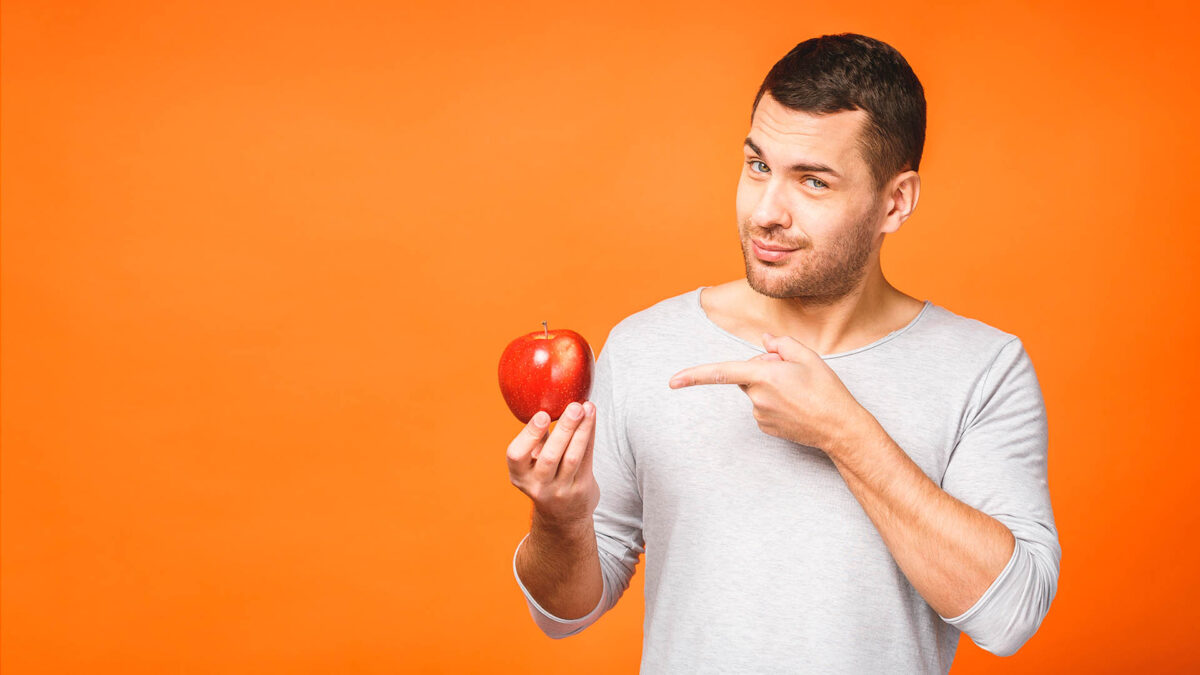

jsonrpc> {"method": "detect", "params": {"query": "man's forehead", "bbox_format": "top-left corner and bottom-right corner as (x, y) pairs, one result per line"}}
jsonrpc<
(752, 94), (868, 140)
(748, 97), (867, 172)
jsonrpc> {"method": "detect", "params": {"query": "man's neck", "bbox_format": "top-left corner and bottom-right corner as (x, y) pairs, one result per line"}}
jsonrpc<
(744, 270), (919, 357)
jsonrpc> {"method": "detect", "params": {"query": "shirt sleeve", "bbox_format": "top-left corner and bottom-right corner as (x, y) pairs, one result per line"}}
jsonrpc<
(936, 337), (1062, 657)
(512, 333), (646, 638)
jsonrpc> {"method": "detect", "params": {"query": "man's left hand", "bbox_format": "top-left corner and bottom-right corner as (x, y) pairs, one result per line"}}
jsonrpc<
(668, 332), (871, 451)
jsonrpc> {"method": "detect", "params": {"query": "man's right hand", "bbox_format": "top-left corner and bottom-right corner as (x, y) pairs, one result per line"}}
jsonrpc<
(507, 401), (600, 530)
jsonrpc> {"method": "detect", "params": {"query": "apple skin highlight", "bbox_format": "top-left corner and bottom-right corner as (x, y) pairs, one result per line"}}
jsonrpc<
(498, 324), (594, 424)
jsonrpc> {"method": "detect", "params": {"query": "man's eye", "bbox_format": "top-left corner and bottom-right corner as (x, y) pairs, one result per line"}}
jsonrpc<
(747, 160), (769, 174)
(804, 177), (828, 189)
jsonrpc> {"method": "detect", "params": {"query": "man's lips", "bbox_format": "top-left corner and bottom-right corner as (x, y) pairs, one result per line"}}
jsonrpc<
(752, 239), (799, 251)
(752, 240), (799, 262)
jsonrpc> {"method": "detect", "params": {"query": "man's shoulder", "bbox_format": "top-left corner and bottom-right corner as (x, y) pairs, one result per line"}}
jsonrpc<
(600, 286), (701, 354)
(609, 287), (699, 336)
(918, 300), (1027, 363)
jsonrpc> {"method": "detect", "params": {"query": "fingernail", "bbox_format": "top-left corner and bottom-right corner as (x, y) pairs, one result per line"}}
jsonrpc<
(567, 403), (582, 419)
(533, 411), (548, 426)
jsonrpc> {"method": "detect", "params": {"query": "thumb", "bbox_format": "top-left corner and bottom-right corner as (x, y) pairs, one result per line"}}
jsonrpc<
(762, 332), (816, 362)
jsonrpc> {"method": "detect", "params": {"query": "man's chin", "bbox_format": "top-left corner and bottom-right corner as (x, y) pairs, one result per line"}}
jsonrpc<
(745, 268), (795, 299)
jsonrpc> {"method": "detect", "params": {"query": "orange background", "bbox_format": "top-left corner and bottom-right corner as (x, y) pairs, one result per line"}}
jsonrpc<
(3, 1), (1199, 672)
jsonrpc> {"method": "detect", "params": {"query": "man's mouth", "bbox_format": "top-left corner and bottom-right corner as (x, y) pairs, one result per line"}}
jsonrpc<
(752, 239), (799, 261)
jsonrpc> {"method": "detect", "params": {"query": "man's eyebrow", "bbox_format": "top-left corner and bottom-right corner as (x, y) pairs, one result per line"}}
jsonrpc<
(744, 137), (842, 179)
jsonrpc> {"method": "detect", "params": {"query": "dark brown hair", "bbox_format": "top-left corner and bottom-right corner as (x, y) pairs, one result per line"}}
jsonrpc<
(752, 33), (926, 194)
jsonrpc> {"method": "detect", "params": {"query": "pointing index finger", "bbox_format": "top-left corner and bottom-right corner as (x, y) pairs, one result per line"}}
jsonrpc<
(668, 361), (760, 388)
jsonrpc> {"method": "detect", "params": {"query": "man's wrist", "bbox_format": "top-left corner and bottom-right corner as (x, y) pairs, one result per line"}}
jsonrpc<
(826, 406), (882, 462)
(531, 509), (594, 542)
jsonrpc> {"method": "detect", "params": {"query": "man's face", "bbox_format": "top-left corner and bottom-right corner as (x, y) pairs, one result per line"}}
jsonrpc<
(736, 93), (885, 303)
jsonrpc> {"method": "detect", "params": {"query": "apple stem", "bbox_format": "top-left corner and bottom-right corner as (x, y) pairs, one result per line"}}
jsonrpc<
(542, 320), (548, 338)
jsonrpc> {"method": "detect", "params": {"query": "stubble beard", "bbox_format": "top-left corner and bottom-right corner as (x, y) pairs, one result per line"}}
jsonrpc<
(741, 201), (881, 306)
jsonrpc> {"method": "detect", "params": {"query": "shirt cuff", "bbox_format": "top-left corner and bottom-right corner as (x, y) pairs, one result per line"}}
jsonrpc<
(937, 538), (1020, 625)
(512, 532), (606, 638)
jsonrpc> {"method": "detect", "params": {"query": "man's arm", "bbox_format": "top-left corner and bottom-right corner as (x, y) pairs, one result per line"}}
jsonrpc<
(515, 511), (604, 621)
(668, 330), (1059, 655)
(825, 338), (1060, 657)
(826, 415), (1015, 620)
(506, 401), (609, 639)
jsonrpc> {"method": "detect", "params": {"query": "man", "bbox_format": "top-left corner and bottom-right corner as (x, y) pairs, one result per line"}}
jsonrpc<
(506, 33), (1061, 673)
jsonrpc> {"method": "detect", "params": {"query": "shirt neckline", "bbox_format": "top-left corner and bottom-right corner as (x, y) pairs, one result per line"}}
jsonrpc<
(691, 285), (932, 360)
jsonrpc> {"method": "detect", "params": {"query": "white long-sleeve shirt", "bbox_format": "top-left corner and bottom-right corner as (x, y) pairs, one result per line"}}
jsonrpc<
(513, 286), (1061, 673)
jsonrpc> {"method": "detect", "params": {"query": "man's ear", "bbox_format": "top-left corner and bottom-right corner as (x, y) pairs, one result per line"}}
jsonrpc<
(880, 170), (920, 235)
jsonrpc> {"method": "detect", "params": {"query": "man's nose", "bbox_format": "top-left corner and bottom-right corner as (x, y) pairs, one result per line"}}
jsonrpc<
(749, 178), (791, 230)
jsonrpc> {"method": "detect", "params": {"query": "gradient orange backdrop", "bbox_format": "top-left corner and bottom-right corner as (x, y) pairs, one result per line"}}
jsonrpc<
(4, 1), (1199, 672)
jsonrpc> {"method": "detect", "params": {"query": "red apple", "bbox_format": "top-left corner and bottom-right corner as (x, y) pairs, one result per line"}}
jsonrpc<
(498, 321), (594, 424)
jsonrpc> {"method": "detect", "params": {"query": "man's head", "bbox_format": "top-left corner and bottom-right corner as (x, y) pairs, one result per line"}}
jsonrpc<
(736, 33), (925, 304)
